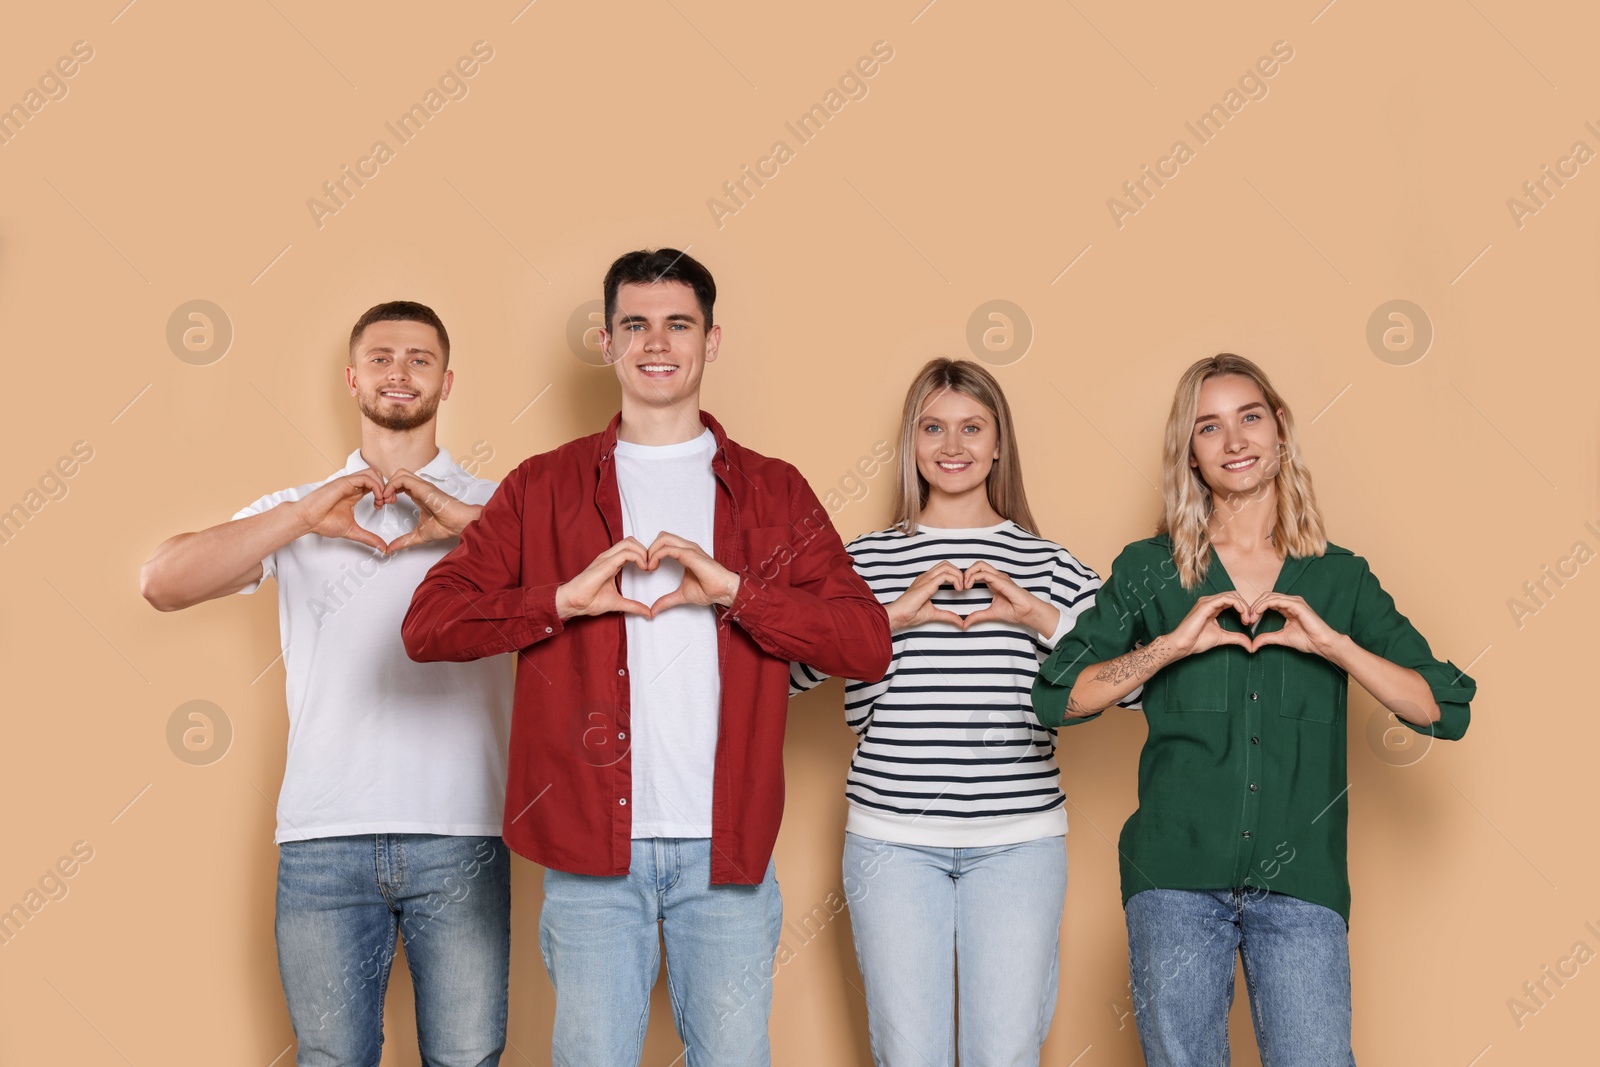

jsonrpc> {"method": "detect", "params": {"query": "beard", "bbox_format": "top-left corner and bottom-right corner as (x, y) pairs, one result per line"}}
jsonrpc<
(357, 386), (442, 431)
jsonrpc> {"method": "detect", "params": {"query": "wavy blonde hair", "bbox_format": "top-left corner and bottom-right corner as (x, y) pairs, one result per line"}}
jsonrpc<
(1159, 354), (1326, 589)
(891, 358), (1039, 536)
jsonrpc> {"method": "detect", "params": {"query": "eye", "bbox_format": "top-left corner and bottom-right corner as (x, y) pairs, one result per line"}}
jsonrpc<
(1197, 424), (1215, 435)
(923, 423), (942, 434)
(1242, 412), (1261, 423)
(961, 424), (980, 434)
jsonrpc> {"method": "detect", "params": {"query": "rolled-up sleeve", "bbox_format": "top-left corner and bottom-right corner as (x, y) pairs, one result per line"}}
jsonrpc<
(1350, 560), (1475, 741)
(1032, 544), (1151, 728)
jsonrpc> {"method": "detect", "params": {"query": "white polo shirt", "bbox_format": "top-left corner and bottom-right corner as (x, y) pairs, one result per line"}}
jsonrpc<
(233, 448), (513, 844)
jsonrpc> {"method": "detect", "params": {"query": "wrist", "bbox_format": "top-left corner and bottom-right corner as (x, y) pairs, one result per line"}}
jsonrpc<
(719, 572), (740, 607)
(445, 503), (482, 538)
(1319, 631), (1356, 666)
(1029, 601), (1060, 640)
(554, 583), (577, 620)
(285, 498), (316, 537)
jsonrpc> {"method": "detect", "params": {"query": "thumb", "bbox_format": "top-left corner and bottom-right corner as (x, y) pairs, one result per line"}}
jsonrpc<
(384, 529), (424, 555)
(344, 525), (388, 553)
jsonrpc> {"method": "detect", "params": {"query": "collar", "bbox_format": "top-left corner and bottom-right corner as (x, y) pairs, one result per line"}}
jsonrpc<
(598, 409), (730, 470)
(340, 447), (456, 480)
(1199, 546), (1315, 598)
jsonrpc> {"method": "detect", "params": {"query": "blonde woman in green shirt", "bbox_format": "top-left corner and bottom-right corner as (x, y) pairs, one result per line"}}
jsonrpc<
(1032, 353), (1474, 1066)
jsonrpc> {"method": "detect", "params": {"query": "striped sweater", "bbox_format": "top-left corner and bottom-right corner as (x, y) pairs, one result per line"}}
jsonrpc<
(791, 520), (1139, 847)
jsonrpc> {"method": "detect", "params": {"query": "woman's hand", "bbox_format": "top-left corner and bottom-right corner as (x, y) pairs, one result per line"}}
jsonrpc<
(885, 561), (967, 632)
(1167, 591), (1255, 657)
(1247, 592), (1342, 658)
(959, 561), (1059, 637)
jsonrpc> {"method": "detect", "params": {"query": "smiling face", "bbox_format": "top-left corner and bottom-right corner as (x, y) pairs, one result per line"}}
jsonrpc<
(599, 281), (719, 411)
(915, 388), (1002, 502)
(346, 319), (452, 432)
(1189, 373), (1284, 498)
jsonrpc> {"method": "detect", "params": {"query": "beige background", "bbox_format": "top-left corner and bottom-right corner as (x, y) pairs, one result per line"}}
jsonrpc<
(1, 1), (1595, 1063)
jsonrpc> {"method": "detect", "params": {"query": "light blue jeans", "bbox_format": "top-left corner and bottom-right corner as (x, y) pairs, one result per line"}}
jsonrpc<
(842, 832), (1067, 1067)
(538, 837), (783, 1067)
(275, 834), (511, 1067)
(1125, 888), (1356, 1066)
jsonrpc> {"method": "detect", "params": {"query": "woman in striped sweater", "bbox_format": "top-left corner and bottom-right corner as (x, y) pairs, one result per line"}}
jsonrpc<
(792, 358), (1131, 1067)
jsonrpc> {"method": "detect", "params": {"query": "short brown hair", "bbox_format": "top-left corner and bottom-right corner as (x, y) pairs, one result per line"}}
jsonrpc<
(348, 301), (451, 367)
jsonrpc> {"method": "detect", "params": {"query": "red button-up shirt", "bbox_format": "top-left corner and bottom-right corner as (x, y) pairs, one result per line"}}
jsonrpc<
(402, 410), (891, 883)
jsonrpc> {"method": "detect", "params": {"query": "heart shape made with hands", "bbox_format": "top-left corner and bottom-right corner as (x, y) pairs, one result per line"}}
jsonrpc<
(915, 561), (1036, 631)
(1206, 596), (1323, 655)
(618, 533), (737, 620)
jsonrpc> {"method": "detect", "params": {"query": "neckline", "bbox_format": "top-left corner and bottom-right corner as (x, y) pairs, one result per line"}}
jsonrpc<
(908, 519), (1014, 536)
(612, 428), (715, 458)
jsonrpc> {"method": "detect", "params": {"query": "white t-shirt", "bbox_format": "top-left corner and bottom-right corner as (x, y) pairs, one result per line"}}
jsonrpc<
(614, 429), (721, 838)
(233, 448), (513, 844)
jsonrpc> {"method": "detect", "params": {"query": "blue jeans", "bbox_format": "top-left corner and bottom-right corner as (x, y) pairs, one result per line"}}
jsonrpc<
(1125, 888), (1355, 1067)
(842, 832), (1067, 1067)
(275, 834), (511, 1067)
(538, 837), (783, 1067)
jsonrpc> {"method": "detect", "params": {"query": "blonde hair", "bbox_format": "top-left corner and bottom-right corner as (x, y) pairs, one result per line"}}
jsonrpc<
(1159, 354), (1326, 589)
(891, 359), (1039, 536)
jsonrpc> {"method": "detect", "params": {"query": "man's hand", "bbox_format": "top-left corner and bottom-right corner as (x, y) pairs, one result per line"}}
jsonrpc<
(382, 469), (482, 554)
(643, 532), (740, 615)
(555, 538), (653, 621)
(292, 471), (389, 553)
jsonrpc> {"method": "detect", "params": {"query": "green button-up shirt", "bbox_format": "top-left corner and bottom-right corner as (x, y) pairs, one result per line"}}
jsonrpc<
(1032, 536), (1475, 923)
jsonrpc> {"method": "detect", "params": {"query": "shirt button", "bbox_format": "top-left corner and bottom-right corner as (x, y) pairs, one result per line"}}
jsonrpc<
(1242, 830), (1252, 839)
(1251, 736), (1260, 745)
(545, 626), (553, 634)
(619, 798), (627, 806)
(1249, 783), (1258, 792)
(617, 732), (626, 740)
(618, 668), (626, 676)
(1250, 692), (1259, 701)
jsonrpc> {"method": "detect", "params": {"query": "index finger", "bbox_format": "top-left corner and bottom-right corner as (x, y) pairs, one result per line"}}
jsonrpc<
(601, 539), (650, 569)
(342, 470), (386, 496)
(1200, 591), (1252, 615)
(918, 560), (963, 586)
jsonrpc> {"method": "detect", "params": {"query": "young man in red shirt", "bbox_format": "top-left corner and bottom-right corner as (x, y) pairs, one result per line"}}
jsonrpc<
(403, 249), (890, 1067)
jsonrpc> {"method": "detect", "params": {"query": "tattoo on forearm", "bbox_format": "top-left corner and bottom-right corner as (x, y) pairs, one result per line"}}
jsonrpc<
(1094, 638), (1173, 686)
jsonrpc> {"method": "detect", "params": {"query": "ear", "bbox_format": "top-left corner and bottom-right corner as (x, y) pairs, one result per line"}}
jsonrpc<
(344, 365), (359, 398)
(703, 323), (722, 364)
(598, 328), (618, 365)
(440, 368), (455, 402)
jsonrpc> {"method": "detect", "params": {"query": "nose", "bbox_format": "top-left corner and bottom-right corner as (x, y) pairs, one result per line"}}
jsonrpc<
(643, 326), (668, 353)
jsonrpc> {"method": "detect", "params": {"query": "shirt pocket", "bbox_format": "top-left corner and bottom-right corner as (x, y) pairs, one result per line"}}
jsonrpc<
(1277, 652), (1346, 724)
(1157, 650), (1230, 713)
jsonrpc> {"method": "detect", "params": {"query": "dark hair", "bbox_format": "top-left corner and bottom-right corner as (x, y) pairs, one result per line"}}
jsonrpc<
(348, 301), (451, 367)
(603, 249), (716, 333)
